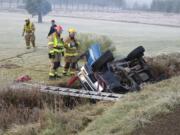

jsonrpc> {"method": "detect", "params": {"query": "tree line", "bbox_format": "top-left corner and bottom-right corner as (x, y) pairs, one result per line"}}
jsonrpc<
(150, 0), (180, 13)
(1, 0), (180, 14)
(122, 0), (180, 13)
(49, 0), (180, 13)
(0, 0), (125, 11)
(50, 0), (125, 11)
(0, 0), (24, 8)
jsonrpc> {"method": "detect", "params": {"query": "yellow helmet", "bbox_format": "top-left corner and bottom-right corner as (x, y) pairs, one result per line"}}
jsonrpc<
(25, 18), (30, 22)
(68, 28), (76, 34)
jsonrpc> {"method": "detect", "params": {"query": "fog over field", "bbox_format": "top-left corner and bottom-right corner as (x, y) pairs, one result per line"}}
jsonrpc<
(0, 1), (180, 135)
(125, 0), (153, 8)
(0, 12), (180, 59)
(0, 0), (180, 83)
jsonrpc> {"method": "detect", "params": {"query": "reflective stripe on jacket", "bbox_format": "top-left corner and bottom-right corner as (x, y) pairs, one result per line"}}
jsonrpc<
(48, 32), (64, 54)
(64, 37), (80, 57)
(24, 23), (35, 33)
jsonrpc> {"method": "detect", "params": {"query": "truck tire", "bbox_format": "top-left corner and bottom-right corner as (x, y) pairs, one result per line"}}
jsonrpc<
(120, 76), (140, 93)
(92, 50), (114, 72)
(126, 46), (145, 61)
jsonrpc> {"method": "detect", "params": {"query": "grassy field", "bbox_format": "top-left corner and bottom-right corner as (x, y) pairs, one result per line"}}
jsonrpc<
(1, 72), (180, 135)
(0, 11), (180, 57)
(80, 76), (180, 135)
(0, 11), (180, 135)
(0, 11), (180, 86)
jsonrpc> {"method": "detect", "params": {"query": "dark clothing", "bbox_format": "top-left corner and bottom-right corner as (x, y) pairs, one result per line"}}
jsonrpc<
(64, 62), (76, 69)
(48, 24), (57, 37)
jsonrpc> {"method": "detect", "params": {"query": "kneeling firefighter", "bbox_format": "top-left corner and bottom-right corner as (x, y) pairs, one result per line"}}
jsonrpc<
(48, 25), (64, 79)
(63, 28), (80, 76)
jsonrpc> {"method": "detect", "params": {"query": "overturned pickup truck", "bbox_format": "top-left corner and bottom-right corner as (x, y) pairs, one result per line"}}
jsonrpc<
(76, 44), (154, 94)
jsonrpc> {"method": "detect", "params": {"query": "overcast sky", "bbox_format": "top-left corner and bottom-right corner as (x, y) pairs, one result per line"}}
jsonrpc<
(125, 0), (153, 8)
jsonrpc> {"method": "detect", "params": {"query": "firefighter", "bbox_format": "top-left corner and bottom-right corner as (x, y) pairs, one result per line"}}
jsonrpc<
(63, 28), (80, 76)
(22, 19), (36, 49)
(47, 19), (57, 37)
(48, 25), (64, 79)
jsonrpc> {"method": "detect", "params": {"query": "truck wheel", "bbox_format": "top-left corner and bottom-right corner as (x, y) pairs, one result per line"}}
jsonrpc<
(120, 76), (140, 92)
(92, 50), (114, 72)
(126, 46), (145, 61)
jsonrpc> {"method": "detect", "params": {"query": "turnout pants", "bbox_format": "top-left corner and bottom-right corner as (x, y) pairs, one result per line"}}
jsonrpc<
(25, 33), (35, 49)
(64, 56), (77, 75)
(49, 52), (62, 77)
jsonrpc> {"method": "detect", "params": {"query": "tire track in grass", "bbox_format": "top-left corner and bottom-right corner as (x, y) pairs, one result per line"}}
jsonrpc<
(0, 51), (35, 62)
(0, 42), (48, 63)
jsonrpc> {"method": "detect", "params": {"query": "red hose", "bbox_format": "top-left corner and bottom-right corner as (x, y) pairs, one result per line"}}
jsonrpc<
(67, 76), (79, 87)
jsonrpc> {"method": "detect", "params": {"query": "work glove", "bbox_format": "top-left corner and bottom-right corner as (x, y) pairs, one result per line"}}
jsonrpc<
(69, 42), (76, 48)
(56, 46), (64, 50)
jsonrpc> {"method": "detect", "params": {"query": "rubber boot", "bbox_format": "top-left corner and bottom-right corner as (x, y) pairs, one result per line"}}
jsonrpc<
(63, 70), (68, 76)
(49, 73), (56, 80)
(26, 46), (31, 49)
(55, 72), (61, 79)
(70, 71), (75, 76)
(70, 68), (76, 76)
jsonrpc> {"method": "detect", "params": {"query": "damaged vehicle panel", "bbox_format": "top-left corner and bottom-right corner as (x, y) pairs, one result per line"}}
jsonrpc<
(78, 44), (154, 93)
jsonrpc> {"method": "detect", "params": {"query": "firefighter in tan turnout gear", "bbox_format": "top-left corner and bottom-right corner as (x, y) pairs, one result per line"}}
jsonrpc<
(48, 25), (64, 79)
(22, 19), (36, 49)
(63, 28), (80, 76)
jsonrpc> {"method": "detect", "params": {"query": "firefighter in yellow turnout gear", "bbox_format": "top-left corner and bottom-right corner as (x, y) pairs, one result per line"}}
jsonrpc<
(48, 25), (64, 79)
(22, 19), (36, 49)
(63, 28), (80, 76)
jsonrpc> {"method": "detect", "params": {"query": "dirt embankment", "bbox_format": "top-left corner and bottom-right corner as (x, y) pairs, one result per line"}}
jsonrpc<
(131, 53), (180, 135)
(132, 106), (180, 135)
(146, 53), (180, 81)
(0, 88), (112, 135)
(0, 53), (180, 134)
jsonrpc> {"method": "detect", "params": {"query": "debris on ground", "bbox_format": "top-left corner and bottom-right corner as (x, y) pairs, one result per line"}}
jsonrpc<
(15, 75), (32, 82)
